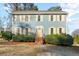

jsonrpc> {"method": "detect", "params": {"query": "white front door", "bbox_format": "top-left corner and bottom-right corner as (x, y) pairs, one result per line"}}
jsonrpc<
(36, 27), (43, 38)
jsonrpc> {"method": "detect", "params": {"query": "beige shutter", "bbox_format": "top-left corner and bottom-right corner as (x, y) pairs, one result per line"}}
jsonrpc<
(57, 28), (59, 34)
(28, 28), (31, 32)
(48, 15), (51, 21)
(23, 15), (26, 22)
(14, 15), (17, 22)
(62, 28), (65, 33)
(28, 15), (31, 22)
(36, 15), (38, 21)
(62, 15), (66, 21)
(53, 28), (56, 34)
(48, 28), (51, 34)
(53, 15), (56, 21)
(57, 15), (60, 21)
(41, 15), (43, 21)
(20, 15), (22, 22)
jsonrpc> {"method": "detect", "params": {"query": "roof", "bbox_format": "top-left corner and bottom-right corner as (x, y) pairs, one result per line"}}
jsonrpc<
(12, 11), (67, 15)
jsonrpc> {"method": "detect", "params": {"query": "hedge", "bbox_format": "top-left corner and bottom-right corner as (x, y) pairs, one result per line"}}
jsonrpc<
(1, 31), (13, 41)
(74, 35), (79, 44)
(12, 35), (35, 42)
(45, 34), (73, 46)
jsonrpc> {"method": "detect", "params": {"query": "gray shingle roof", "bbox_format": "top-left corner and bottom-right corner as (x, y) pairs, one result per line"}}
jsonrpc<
(12, 11), (67, 15)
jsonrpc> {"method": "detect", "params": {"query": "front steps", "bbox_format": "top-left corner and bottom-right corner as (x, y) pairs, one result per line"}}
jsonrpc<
(35, 37), (44, 45)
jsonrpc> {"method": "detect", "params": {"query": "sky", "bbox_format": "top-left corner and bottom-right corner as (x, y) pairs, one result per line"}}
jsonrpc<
(0, 3), (79, 34)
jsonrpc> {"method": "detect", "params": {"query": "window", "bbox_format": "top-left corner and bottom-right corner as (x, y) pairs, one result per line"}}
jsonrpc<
(53, 15), (56, 21)
(51, 15), (53, 21)
(25, 15), (28, 21)
(59, 28), (62, 33)
(38, 15), (40, 21)
(59, 15), (62, 21)
(21, 28), (24, 34)
(50, 28), (54, 34)
(26, 28), (28, 35)
(17, 28), (20, 34)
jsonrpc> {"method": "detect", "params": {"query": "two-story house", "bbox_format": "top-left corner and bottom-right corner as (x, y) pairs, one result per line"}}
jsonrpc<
(12, 11), (67, 38)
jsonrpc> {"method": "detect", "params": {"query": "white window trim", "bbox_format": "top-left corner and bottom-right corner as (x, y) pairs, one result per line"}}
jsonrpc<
(57, 15), (66, 22)
(48, 27), (56, 35)
(36, 15), (43, 22)
(48, 15), (56, 22)
(57, 27), (65, 34)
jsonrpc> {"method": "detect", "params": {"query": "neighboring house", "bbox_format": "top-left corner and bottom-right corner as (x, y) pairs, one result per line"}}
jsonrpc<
(72, 29), (79, 37)
(12, 11), (67, 37)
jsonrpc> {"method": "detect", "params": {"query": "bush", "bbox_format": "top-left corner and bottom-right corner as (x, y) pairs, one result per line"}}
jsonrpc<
(12, 35), (35, 42)
(45, 35), (59, 45)
(45, 34), (73, 46)
(75, 35), (79, 44)
(1, 31), (13, 41)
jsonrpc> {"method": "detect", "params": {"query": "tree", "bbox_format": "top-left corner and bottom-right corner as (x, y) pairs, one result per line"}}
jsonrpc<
(0, 17), (3, 32)
(72, 29), (79, 37)
(4, 3), (37, 12)
(48, 6), (62, 11)
(32, 6), (38, 10)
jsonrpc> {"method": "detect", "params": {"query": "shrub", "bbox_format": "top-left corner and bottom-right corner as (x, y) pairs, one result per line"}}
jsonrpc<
(12, 35), (35, 42)
(75, 35), (79, 44)
(45, 35), (59, 45)
(45, 34), (73, 46)
(1, 31), (13, 41)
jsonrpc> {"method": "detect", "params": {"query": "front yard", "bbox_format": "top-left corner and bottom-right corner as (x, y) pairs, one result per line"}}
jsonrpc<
(0, 38), (79, 56)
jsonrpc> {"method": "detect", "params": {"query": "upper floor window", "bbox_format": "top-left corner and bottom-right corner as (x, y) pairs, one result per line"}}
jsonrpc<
(36, 15), (43, 22)
(38, 15), (41, 21)
(59, 15), (62, 21)
(25, 15), (28, 21)
(51, 15), (53, 21)
(49, 15), (56, 21)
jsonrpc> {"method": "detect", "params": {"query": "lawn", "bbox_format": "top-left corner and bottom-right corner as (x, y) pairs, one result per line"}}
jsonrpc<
(0, 38), (79, 56)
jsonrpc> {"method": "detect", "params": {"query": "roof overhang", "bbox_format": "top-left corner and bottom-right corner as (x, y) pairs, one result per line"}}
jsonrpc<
(12, 11), (68, 15)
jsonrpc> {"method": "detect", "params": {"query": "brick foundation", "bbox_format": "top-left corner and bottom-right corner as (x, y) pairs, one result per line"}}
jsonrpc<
(35, 37), (44, 45)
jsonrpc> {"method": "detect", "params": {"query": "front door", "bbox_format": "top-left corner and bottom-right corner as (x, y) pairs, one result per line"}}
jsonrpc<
(36, 27), (43, 38)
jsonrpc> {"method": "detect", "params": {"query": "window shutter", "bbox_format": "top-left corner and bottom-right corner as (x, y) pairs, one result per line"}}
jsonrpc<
(41, 15), (43, 21)
(28, 15), (31, 22)
(62, 15), (65, 21)
(20, 15), (22, 22)
(57, 15), (60, 21)
(53, 15), (56, 21)
(48, 15), (51, 21)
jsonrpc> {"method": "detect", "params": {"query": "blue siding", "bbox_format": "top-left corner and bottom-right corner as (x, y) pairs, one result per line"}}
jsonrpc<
(23, 15), (66, 35)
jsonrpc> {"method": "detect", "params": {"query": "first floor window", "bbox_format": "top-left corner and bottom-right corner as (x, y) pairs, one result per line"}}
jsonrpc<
(17, 28), (20, 34)
(50, 28), (54, 34)
(59, 28), (62, 33)
(26, 28), (28, 35)
(21, 28), (24, 34)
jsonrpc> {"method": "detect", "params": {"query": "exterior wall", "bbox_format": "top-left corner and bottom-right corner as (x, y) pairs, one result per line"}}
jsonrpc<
(12, 14), (67, 35)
